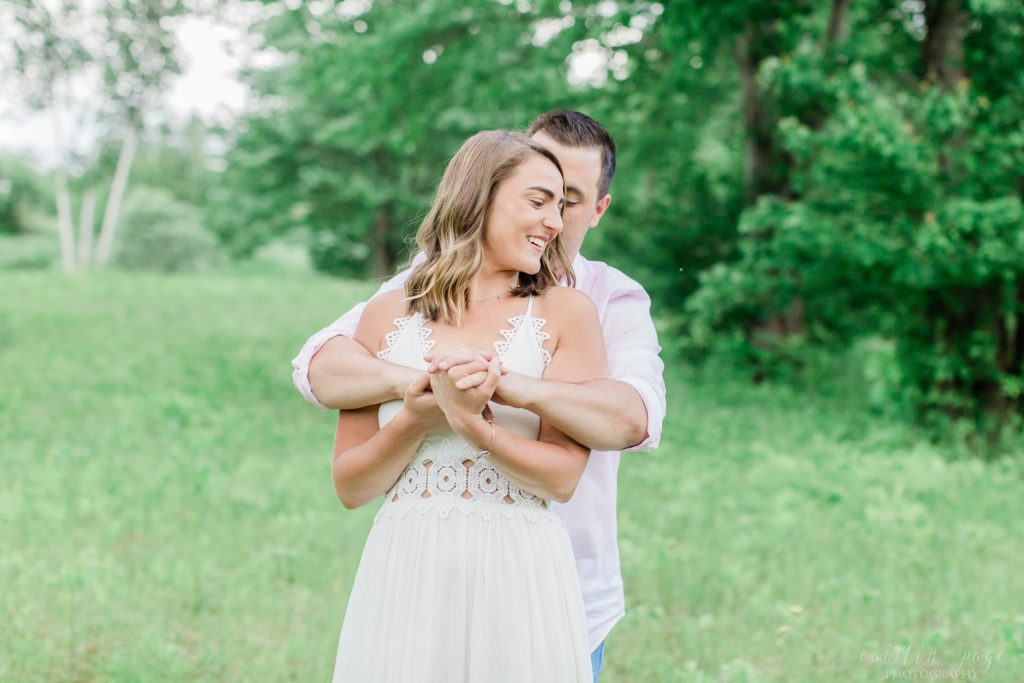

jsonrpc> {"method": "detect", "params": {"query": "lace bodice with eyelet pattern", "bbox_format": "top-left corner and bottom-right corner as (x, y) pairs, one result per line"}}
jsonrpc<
(375, 296), (552, 520)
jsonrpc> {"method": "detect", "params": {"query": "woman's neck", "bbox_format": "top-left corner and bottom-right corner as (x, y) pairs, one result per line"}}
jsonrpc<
(468, 264), (519, 304)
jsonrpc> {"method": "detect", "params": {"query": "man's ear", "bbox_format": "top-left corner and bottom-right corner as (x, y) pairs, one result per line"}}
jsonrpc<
(590, 193), (612, 229)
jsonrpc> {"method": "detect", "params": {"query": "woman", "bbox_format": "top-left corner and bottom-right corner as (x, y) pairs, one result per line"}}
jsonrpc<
(330, 130), (607, 682)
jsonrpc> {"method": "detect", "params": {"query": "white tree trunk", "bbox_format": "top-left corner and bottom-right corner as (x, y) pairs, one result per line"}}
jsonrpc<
(51, 85), (79, 274)
(77, 187), (97, 270)
(93, 129), (138, 269)
(54, 170), (76, 274)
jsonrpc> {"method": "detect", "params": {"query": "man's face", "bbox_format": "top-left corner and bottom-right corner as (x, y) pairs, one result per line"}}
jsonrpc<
(528, 131), (612, 261)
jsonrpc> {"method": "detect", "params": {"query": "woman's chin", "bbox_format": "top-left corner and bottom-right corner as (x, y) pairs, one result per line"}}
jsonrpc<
(520, 261), (543, 276)
(499, 255), (542, 276)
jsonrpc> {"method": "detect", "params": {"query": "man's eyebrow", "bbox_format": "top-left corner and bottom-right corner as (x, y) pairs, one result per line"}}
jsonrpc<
(565, 184), (586, 198)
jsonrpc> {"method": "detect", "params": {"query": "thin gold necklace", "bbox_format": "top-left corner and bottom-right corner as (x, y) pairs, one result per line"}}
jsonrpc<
(469, 279), (518, 303)
(469, 291), (507, 303)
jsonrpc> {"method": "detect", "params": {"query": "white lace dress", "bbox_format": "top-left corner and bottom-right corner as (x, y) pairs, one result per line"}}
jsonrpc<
(331, 297), (592, 683)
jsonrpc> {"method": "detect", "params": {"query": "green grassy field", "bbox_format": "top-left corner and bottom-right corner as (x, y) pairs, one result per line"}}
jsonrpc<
(2, 271), (1022, 682)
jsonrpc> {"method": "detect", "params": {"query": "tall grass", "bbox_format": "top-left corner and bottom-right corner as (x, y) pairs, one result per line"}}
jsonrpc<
(1, 272), (1021, 682)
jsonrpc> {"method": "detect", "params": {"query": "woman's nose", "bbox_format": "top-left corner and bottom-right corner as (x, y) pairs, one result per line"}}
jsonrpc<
(543, 207), (564, 233)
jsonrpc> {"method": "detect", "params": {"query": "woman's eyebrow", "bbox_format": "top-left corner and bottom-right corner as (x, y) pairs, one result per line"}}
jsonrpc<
(526, 186), (557, 199)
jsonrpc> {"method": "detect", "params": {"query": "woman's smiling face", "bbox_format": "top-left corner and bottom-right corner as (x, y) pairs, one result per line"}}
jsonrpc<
(481, 153), (565, 275)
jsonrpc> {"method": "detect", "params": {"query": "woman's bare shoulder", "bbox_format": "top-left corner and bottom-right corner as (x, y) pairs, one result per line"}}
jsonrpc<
(356, 289), (411, 346)
(363, 288), (410, 320)
(535, 285), (599, 322)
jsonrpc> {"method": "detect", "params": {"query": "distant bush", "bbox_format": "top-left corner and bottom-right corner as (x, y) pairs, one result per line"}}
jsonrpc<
(0, 234), (58, 270)
(228, 239), (315, 277)
(0, 157), (51, 235)
(308, 228), (374, 278)
(113, 187), (223, 273)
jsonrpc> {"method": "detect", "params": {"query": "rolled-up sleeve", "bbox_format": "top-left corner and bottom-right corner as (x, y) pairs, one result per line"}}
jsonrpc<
(602, 286), (666, 451)
(290, 304), (366, 409)
(290, 263), (417, 409)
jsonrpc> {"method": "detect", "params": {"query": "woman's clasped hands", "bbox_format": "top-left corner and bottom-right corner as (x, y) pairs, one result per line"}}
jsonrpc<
(428, 348), (502, 427)
(401, 348), (505, 435)
(401, 371), (451, 434)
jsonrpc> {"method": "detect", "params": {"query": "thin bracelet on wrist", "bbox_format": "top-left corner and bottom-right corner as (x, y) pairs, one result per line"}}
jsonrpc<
(476, 419), (496, 459)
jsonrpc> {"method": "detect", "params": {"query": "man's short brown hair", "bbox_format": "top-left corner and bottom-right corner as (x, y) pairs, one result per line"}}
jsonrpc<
(527, 110), (616, 199)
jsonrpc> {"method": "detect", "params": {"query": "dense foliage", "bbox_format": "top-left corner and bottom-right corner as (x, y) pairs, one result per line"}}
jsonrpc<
(208, 0), (583, 274)
(682, 0), (1024, 440)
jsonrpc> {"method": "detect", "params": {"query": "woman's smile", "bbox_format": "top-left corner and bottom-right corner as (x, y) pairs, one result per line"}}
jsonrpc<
(526, 235), (548, 252)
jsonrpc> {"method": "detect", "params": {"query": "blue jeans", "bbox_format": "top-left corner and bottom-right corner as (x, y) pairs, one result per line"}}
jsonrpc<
(590, 641), (605, 683)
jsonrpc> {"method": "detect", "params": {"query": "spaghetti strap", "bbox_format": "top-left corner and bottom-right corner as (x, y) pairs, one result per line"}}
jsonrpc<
(494, 295), (551, 371)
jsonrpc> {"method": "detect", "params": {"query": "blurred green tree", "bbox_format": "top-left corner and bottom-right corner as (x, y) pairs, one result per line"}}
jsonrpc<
(211, 0), (586, 277)
(685, 0), (1024, 440)
(209, 0), (1023, 443)
(2, 0), (210, 272)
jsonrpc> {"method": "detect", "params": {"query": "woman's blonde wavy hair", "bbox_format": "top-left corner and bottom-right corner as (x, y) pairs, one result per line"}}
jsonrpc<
(405, 130), (575, 325)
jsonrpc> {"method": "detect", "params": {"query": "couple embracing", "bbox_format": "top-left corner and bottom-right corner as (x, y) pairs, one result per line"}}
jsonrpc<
(291, 111), (666, 682)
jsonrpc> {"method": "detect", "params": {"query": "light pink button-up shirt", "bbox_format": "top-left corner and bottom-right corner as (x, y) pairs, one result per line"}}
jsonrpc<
(291, 254), (667, 650)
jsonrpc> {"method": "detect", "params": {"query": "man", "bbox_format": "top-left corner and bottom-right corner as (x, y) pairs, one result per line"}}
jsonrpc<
(292, 110), (666, 682)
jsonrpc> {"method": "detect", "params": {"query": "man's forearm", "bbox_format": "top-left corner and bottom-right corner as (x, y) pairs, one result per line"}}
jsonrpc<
(498, 375), (649, 452)
(309, 336), (421, 409)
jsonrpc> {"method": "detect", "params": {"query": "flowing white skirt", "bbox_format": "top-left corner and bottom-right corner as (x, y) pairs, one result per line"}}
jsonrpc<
(332, 501), (593, 683)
